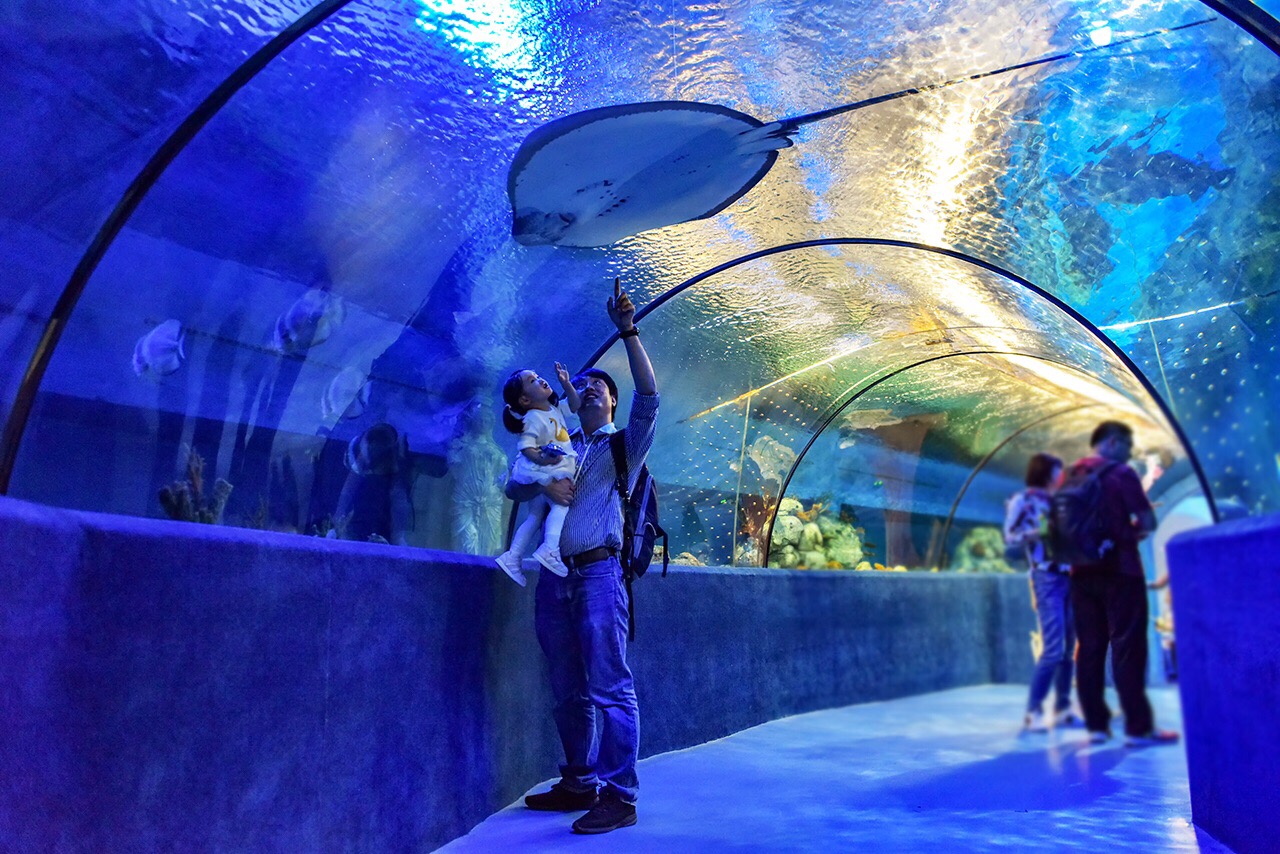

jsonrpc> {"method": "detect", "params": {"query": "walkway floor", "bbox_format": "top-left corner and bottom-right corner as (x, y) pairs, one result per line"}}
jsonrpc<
(440, 685), (1232, 853)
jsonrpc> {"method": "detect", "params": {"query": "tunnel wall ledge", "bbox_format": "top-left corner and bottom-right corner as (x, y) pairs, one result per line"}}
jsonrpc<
(1167, 513), (1280, 854)
(0, 493), (1034, 852)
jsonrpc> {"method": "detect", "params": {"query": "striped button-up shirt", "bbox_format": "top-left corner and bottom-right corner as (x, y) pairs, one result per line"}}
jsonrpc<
(558, 392), (659, 558)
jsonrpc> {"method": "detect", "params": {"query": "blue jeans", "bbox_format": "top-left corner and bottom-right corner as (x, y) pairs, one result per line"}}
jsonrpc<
(534, 555), (639, 802)
(1027, 569), (1075, 714)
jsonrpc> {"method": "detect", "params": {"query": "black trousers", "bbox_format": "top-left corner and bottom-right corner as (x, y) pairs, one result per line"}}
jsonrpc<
(1070, 572), (1154, 736)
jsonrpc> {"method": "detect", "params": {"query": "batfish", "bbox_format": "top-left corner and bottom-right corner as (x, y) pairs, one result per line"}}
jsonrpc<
(508, 18), (1212, 247)
(322, 366), (371, 421)
(132, 318), (186, 377)
(274, 289), (346, 354)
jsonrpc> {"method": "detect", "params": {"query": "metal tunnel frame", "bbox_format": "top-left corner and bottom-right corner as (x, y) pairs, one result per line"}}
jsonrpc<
(762, 354), (1136, 568)
(929, 402), (1104, 568)
(581, 237), (1221, 568)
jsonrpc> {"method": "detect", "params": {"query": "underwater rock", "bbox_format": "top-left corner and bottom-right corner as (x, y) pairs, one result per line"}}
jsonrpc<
(798, 549), (827, 569)
(951, 526), (1016, 573)
(826, 532), (863, 568)
(815, 515), (842, 539)
(772, 544), (799, 569)
(777, 496), (803, 517)
(799, 521), (823, 552)
(770, 514), (804, 548)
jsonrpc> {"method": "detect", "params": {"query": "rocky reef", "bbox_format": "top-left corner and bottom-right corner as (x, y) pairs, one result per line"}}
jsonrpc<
(764, 498), (866, 570)
(949, 526), (1016, 573)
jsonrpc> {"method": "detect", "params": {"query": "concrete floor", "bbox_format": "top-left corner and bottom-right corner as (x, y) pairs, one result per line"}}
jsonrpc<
(439, 685), (1233, 853)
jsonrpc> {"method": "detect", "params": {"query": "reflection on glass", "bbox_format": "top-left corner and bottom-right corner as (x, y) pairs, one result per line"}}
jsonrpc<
(332, 422), (412, 545)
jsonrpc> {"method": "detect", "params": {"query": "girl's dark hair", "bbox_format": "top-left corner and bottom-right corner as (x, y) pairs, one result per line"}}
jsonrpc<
(500, 369), (559, 433)
(1025, 452), (1063, 488)
(501, 371), (527, 433)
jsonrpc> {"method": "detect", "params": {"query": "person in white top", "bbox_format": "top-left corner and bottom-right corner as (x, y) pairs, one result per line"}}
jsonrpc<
(495, 362), (581, 583)
(1003, 452), (1079, 733)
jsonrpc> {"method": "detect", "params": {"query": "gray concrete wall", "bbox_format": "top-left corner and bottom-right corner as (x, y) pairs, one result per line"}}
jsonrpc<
(0, 495), (1034, 852)
(1168, 513), (1280, 854)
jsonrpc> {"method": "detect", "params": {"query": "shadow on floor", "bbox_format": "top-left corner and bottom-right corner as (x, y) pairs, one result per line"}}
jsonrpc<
(439, 685), (1207, 853)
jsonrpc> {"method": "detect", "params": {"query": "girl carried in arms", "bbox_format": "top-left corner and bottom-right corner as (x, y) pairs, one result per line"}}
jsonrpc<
(495, 362), (581, 584)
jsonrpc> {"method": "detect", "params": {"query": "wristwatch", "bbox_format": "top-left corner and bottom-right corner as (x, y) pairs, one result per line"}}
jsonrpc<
(619, 326), (639, 339)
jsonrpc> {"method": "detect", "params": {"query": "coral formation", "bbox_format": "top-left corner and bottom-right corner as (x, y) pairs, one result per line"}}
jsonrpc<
(766, 497), (865, 569)
(950, 526), (1017, 573)
(158, 450), (233, 525)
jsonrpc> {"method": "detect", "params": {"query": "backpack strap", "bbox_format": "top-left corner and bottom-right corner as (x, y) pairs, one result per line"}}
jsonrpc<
(608, 429), (630, 503)
(607, 430), (638, 641)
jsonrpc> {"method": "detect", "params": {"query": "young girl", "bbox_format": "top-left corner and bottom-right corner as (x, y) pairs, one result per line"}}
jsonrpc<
(494, 362), (581, 585)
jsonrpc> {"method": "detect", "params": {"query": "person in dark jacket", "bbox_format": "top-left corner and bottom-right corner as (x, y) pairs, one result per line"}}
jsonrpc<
(1067, 421), (1178, 747)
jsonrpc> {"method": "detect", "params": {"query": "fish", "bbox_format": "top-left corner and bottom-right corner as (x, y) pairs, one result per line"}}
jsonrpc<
(322, 367), (371, 421)
(1078, 141), (1233, 205)
(273, 289), (346, 354)
(508, 18), (1212, 247)
(132, 318), (186, 377)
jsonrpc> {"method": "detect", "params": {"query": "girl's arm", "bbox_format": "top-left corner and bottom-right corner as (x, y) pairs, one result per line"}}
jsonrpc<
(521, 446), (554, 466)
(555, 361), (581, 413)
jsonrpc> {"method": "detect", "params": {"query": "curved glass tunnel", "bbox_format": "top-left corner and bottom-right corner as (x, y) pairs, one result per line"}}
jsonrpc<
(1, 0), (1278, 567)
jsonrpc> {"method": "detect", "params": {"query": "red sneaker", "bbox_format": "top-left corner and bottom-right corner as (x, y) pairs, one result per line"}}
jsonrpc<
(1124, 729), (1180, 747)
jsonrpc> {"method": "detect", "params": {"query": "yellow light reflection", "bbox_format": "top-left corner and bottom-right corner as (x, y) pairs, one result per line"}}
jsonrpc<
(685, 338), (873, 421)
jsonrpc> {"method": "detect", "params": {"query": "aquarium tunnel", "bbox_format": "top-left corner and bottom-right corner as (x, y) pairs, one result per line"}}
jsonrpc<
(2, 0), (1278, 572)
(2, 0), (1280, 849)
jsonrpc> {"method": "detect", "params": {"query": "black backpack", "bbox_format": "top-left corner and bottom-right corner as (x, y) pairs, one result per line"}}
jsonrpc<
(1047, 461), (1119, 566)
(608, 430), (668, 640)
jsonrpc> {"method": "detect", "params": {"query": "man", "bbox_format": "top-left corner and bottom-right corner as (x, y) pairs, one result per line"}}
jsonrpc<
(505, 279), (658, 835)
(1068, 421), (1178, 747)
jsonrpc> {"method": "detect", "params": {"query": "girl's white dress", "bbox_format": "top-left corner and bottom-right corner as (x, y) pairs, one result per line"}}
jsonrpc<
(509, 400), (577, 484)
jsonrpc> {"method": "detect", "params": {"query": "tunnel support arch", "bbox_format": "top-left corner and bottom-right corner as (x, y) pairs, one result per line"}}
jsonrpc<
(928, 402), (1104, 569)
(582, 238), (1220, 567)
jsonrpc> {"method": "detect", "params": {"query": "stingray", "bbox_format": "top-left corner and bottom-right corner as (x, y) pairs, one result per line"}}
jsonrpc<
(508, 18), (1212, 247)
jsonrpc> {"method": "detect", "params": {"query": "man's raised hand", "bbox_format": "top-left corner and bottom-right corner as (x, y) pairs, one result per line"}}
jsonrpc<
(607, 276), (636, 332)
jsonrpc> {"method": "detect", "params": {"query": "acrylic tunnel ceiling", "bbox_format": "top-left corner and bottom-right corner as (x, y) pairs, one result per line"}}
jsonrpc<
(1, 0), (1278, 568)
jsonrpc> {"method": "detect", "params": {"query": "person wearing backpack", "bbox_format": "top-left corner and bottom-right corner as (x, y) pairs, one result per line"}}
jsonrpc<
(1003, 452), (1081, 733)
(503, 278), (658, 835)
(1063, 421), (1178, 748)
